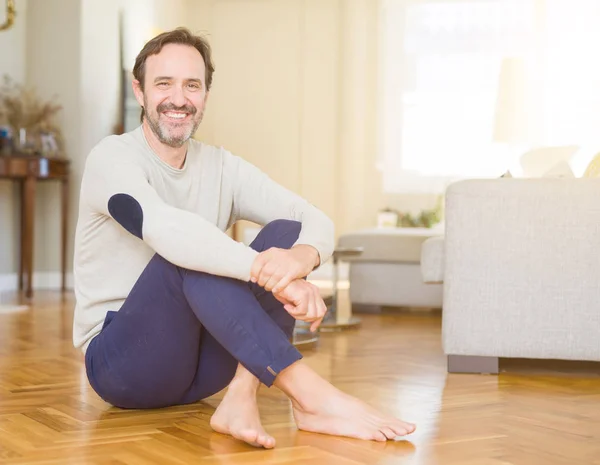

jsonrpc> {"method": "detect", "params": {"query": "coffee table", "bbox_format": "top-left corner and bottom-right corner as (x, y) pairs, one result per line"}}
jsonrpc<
(319, 246), (364, 331)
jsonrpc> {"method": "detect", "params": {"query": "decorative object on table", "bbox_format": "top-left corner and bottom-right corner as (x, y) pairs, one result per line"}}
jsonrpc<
(319, 246), (364, 331)
(377, 208), (399, 228)
(399, 206), (441, 228)
(381, 195), (444, 229)
(0, 124), (12, 155)
(0, 75), (64, 157)
(0, 0), (15, 32)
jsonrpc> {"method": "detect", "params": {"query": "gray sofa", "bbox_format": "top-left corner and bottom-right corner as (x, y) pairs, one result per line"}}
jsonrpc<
(421, 178), (600, 373)
(338, 227), (444, 310)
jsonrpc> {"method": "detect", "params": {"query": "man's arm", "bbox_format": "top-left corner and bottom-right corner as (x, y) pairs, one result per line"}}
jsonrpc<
(82, 142), (258, 281)
(224, 151), (335, 290)
(226, 151), (335, 266)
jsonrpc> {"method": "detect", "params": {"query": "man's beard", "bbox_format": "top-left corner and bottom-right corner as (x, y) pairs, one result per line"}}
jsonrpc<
(144, 99), (203, 148)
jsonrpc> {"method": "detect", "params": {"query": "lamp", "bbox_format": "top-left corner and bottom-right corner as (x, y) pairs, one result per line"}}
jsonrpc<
(0, 0), (15, 32)
(492, 57), (533, 176)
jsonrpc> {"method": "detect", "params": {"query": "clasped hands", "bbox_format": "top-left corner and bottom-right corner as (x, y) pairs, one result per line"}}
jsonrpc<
(250, 245), (326, 332)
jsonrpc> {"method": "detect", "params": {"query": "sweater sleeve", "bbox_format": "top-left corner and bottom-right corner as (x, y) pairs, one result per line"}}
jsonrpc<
(81, 141), (258, 282)
(224, 150), (335, 266)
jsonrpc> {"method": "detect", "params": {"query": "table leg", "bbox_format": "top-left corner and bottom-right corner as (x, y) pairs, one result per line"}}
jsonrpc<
(61, 177), (68, 292)
(331, 255), (339, 319)
(23, 174), (35, 299)
(320, 256), (361, 331)
(18, 180), (24, 291)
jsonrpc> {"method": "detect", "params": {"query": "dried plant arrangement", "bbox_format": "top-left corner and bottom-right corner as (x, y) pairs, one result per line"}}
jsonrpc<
(0, 74), (64, 156)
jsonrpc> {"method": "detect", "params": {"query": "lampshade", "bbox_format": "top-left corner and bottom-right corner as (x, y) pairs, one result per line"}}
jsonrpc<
(493, 57), (531, 145)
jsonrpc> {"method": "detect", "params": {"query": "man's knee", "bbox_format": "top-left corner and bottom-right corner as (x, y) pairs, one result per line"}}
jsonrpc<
(253, 220), (301, 250)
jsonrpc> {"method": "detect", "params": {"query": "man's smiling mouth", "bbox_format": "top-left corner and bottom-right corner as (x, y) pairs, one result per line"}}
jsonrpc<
(163, 111), (189, 120)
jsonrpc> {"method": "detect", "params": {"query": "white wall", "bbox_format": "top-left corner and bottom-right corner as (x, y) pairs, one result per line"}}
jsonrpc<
(187, 0), (390, 239)
(25, 0), (81, 283)
(0, 0), (28, 277)
(122, 0), (189, 70)
(1, 0), (122, 289)
(0, 0), (27, 83)
(74, 0), (122, 285)
(188, 0), (342, 239)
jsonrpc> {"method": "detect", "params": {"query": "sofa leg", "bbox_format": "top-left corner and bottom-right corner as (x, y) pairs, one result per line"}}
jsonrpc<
(447, 355), (499, 374)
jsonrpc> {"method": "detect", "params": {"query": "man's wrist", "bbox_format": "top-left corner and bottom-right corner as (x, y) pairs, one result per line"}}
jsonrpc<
(293, 244), (320, 268)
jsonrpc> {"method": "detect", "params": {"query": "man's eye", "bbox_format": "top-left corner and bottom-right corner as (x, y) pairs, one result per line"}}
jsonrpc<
(188, 83), (201, 90)
(157, 82), (169, 87)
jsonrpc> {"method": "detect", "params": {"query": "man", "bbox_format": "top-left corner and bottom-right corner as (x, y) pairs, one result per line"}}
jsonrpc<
(73, 27), (415, 449)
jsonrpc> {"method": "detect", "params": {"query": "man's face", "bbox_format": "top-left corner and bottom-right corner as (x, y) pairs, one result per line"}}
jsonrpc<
(133, 43), (208, 148)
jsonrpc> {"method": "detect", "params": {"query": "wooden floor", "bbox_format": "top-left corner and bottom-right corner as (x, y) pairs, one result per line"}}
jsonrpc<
(0, 291), (599, 465)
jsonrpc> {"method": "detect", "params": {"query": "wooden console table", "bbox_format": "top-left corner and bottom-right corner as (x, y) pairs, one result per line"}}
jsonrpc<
(0, 154), (70, 299)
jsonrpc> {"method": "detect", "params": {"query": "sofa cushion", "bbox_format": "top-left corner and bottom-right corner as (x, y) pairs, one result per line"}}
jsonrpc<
(337, 227), (444, 263)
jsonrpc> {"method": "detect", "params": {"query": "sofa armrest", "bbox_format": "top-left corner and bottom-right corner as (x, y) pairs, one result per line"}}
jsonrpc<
(442, 178), (600, 361)
(421, 236), (445, 283)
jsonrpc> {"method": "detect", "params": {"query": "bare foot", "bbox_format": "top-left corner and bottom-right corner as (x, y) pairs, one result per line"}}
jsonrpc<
(276, 362), (415, 442)
(210, 389), (275, 449)
(292, 388), (415, 441)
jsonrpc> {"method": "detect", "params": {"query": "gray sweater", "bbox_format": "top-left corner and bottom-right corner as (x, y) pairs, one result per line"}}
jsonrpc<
(72, 126), (334, 352)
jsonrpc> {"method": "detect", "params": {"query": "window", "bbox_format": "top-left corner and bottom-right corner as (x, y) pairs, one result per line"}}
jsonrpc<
(379, 0), (600, 193)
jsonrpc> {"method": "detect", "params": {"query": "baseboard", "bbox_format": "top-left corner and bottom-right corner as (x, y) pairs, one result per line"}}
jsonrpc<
(33, 272), (74, 289)
(0, 273), (18, 294)
(0, 272), (74, 293)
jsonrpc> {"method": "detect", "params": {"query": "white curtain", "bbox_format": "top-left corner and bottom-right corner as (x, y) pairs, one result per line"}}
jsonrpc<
(379, 0), (600, 193)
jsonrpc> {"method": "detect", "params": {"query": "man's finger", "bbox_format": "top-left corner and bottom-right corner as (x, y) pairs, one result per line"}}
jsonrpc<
(272, 272), (297, 294)
(264, 269), (284, 292)
(310, 316), (324, 332)
(307, 291), (319, 322)
(257, 263), (277, 287)
(284, 303), (296, 314)
(315, 290), (327, 319)
(286, 304), (303, 318)
(295, 295), (308, 317)
(250, 255), (266, 283)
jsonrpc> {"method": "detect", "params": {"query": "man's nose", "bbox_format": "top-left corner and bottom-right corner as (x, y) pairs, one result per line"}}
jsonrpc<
(170, 85), (187, 107)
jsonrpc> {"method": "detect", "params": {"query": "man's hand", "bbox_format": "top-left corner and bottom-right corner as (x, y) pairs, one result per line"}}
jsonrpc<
(272, 279), (327, 332)
(251, 245), (320, 293)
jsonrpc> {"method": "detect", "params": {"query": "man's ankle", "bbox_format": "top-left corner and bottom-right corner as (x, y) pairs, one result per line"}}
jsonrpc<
(273, 362), (317, 412)
(227, 368), (261, 395)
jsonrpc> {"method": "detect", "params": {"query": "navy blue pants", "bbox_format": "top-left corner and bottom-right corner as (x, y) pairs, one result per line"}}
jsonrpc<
(85, 220), (303, 409)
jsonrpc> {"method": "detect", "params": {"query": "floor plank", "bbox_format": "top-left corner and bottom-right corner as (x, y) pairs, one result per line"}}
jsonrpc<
(0, 291), (598, 464)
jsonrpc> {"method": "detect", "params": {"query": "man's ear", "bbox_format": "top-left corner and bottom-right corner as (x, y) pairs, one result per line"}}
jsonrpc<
(132, 79), (145, 108)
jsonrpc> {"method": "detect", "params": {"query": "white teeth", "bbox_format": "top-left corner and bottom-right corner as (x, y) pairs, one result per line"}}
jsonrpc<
(165, 112), (186, 119)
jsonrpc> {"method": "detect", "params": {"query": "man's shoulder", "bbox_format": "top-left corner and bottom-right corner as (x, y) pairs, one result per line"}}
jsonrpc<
(87, 128), (144, 164)
(189, 138), (238, 172)
(80, 130), (150, 183)
(93, 127), (141, 153)
(190, 140), (254, 168)
(189, 137), (224, 158)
